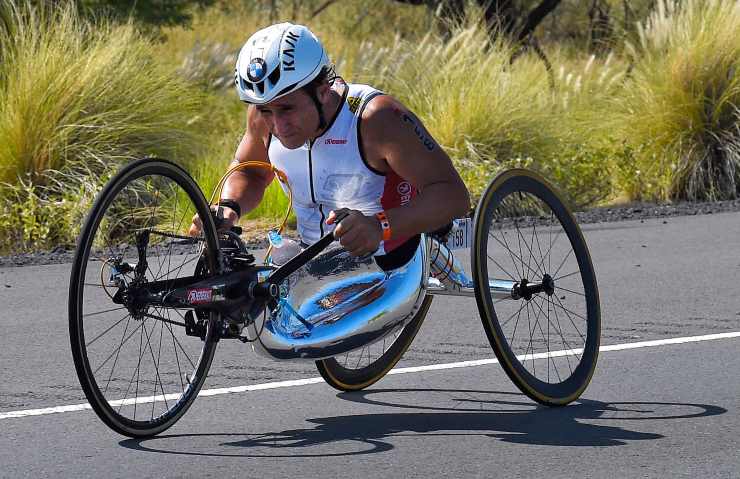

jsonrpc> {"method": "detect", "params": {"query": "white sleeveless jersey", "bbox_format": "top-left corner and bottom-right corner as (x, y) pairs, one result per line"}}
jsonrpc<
(268, 82), (416, 252)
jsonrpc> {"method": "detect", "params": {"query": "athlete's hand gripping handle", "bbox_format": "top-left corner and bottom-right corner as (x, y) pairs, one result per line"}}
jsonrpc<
(267, 211), (350, 285)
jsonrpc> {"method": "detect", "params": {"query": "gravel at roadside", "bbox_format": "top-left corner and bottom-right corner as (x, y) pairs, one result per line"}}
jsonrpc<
(2, 199), (740, 268)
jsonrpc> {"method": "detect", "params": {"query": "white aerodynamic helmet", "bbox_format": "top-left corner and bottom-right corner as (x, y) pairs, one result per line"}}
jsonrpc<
(235, 23), (330, 105)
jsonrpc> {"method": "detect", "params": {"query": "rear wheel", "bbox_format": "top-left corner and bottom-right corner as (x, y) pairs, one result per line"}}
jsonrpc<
(69, 158), (221, 437)
(316, 295), (433, 391)
(472, 169), (600, 406)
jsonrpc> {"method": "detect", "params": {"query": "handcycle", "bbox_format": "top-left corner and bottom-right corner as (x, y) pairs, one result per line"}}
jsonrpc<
(68, 158), (600, 438)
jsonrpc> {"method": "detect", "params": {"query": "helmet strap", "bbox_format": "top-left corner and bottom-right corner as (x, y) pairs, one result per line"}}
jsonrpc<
(307, 88), (327, 133)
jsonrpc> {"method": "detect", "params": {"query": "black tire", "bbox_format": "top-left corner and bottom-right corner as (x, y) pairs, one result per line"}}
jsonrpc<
(69, 158), (221, 437)
(315, 295), (433, 391)
(472, 169), (600, 406)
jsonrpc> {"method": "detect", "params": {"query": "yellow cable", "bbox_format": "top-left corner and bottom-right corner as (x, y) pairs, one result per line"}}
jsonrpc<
(209, 161), (293, 262)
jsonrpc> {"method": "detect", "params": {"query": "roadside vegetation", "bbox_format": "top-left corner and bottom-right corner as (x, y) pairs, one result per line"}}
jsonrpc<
(0, 0), (738, 254)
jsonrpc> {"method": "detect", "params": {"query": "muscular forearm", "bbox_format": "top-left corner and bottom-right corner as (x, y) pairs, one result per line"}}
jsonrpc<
(383, 180), (470, 239)
(220, 167), (270, 217)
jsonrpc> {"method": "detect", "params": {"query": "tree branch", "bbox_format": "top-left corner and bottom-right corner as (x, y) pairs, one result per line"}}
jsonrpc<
(516, 0), (562, 41)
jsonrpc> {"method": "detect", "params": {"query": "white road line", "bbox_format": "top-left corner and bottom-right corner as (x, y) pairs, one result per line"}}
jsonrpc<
(2, 331), (740, 421)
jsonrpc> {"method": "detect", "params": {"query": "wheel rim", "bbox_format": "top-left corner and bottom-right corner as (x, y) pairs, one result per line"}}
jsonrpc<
(72, 165), (217, 430)
(334, 325), (406, 370)
(479, 174), (599, 400)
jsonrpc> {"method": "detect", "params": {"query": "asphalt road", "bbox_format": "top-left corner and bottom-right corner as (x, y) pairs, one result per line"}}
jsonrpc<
(1, 211), (739, 478)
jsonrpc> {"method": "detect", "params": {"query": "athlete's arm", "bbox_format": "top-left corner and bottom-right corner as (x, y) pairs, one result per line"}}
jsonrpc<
(330, 95), (470, 254)
(189, 107), (274, 236)
(220, 106), (275, 213)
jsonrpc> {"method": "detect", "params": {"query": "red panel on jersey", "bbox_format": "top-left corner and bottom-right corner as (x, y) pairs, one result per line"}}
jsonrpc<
(380, 171), (417, 252)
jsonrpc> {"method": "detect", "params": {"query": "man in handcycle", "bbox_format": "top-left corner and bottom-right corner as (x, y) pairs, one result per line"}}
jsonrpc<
(189, 22), (469, 266)
(68, 25), (598, 438)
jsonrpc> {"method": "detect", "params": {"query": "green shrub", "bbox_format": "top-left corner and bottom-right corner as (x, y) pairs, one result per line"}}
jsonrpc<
(0, 162), (110, 253)
(0, 1), (203, 184)
(350, 12), (618, 208)
(0, 1), (210, 252)
(612, 0), (740, 201)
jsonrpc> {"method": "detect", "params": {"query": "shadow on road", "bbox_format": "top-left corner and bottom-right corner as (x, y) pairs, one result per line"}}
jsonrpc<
(119, 388), (725, 457)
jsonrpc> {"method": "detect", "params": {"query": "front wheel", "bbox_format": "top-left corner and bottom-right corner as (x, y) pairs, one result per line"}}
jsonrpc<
(472, 169), (600, 406)
(68, 158), (221, 437)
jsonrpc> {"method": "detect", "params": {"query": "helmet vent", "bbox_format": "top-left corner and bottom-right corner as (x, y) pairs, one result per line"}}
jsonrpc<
(268, 67), (281, 86)
(276, 82), (298, 98)
(238, 75), (253, 92)
(256, 81), (265, 94)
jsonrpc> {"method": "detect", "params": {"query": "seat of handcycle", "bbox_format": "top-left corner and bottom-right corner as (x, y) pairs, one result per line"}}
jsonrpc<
(246, 234), (428, 360)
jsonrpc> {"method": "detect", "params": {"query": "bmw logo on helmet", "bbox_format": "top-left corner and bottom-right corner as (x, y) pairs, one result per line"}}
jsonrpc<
(247, 57), (267, 82)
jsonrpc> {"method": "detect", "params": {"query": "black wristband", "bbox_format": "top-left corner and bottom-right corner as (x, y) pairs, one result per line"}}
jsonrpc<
(217, 199), (241, 218)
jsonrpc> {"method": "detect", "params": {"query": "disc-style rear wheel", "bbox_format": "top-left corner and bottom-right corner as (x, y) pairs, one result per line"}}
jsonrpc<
(315, 295), (433, 391)
(472, 169), (600, 405)
(69, 158), (221, 437)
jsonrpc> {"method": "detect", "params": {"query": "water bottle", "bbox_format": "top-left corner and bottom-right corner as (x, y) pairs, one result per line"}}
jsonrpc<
(268, 229), (283, 248)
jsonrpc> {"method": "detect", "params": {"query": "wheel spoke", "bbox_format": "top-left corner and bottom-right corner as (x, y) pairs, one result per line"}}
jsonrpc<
(500, 300), (528, 328)
(167, 309), (187, 391)
(93, 321), (145, 376)
(489, 230), (539, 278)
(552, 248), (574, 280)
(83, 306), (128, 318)
(86, 312), (131, 347)
(555, 285), (585, 297)
(514, 218), (544, 279)
(140, 313), (169, 413)
(554, 270), (580, 282)
(489, 229), (523, 279)
(552, 294), (588, 324)
(531, 295), (580, 369)
(104, 315), (133, 394)
(486, 253), (519, 283)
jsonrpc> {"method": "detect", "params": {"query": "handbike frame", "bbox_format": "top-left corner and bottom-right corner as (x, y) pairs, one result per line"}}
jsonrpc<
(119, 213), (535, 351)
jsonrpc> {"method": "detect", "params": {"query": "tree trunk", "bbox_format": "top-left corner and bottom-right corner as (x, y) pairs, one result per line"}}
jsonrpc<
(390, 0), (561, 43)
(516, 0), (561, 41)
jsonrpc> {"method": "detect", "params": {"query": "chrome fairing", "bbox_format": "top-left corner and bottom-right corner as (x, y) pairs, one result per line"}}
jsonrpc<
(245, 236), (428, 360)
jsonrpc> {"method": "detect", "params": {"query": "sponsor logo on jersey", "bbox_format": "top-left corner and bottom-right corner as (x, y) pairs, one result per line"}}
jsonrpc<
(325, 138), (348, 145)
(347, 96), (362, 113)
(323, 174), (366, 201)
(187, 288), (212, 304)
(397, 181), (412, 204)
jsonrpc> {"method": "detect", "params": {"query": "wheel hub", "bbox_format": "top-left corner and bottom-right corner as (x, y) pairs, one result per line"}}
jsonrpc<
(512, 274), (555, 300)
(542, 273), (555, 296)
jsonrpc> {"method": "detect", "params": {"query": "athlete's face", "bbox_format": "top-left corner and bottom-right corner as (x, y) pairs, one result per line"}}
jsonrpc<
(256, 86), (327, 149)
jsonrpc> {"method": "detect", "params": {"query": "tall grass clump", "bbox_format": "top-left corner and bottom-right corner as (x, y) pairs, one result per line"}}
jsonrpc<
(0, 1), (205, 253)
(353, 10), (615, 207)
(613, 0), (740, 201)
(545, 50), (630, 206)
(355, 20), (551, 199)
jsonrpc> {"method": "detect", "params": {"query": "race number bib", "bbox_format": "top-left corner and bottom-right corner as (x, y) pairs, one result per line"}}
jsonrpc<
(445, 217), (473, 250)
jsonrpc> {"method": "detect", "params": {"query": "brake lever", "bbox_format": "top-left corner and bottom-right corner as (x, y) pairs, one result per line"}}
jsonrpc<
(210, 207), (242, 235)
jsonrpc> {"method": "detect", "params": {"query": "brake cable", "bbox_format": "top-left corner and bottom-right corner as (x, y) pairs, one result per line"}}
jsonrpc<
(208, 161), (293, 263)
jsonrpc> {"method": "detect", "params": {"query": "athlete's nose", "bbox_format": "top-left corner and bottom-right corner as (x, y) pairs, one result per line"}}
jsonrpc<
(272, 113), (293, 137)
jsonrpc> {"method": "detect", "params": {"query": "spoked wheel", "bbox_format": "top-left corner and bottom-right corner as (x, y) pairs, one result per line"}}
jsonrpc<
(315, 295), (433, 391)
(472, 169), (600, 406)
(69, 158), (221, 437)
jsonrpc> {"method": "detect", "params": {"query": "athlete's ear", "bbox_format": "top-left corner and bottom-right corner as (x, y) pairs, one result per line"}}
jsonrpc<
(315, 81), (331, 103)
